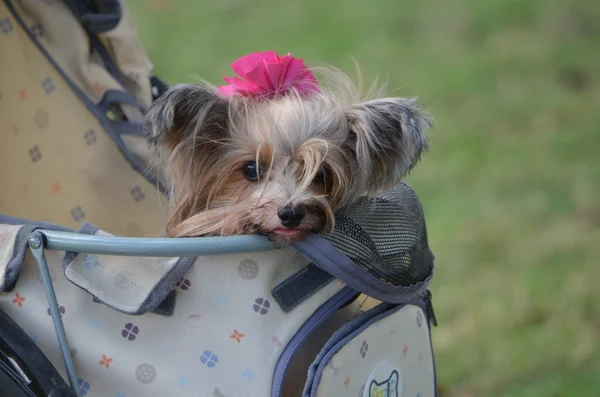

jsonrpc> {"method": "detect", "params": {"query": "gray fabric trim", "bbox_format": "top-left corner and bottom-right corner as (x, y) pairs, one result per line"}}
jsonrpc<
(149, 288), (177, 316)
(0, 214), (74, 231)
(79, 253), (194, 315)
(99, 89), (145, 112)
(0, 214), (75, 292)
(63, 0), (122, 33)
(99, 90), (145, 138)
(293, 234), (433, 304)
(2, 225), (37, 291)
(137, 256), (196, 313)
(92, 288), (178, 317)
(73, 253), (194, 315)
(60, 223), (196, 315)
(110, 119), (143, 136)
(4, 0), (168, 195)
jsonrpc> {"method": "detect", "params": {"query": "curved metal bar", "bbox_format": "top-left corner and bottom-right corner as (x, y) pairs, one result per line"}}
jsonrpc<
(38, 229), (275, 256)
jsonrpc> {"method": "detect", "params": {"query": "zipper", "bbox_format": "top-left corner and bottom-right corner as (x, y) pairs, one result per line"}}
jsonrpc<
(271, 286), (358, 397)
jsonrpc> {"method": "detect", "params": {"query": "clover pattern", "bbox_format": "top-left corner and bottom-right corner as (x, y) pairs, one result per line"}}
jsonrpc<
(200, 350), (219, 368)
(242, 367), (256, 381)
(0, 17), (13, 34)
(41, 77), (54, 94)
(176, 277), (191, 291)
(84, 129), (96, 145)
(122, 322), (140, 341)
(70, 206), (85, 222)
(29, 146), (42, 162)
(77, 378), (91, 396)
(253, 298), (270, 315)
(360, 340), (368, 358)
(130, 184), (145, 202)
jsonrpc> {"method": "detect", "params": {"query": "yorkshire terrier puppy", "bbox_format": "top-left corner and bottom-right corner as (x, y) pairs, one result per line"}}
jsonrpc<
(143, 51), (431, 244)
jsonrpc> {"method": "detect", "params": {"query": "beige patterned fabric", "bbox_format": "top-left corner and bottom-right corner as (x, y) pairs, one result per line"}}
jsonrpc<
(0, 0), (167, 237)
(0, 222), (355, 397)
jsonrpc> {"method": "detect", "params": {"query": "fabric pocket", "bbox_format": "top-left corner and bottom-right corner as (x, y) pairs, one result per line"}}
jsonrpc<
(303, 297), (437, 397)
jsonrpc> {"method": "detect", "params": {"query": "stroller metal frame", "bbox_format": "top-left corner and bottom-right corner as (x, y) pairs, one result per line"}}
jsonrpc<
(26, 230), (274, 397)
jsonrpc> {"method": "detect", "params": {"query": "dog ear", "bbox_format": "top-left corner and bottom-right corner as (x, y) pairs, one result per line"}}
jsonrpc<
(345, 97), (432, 194)
(142, 83), (230, 152)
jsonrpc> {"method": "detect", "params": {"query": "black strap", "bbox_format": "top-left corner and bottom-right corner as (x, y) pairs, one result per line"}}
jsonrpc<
(63, 0), (122, 33)
(92, 289), (177, 317)
(272, 264), (335, 313)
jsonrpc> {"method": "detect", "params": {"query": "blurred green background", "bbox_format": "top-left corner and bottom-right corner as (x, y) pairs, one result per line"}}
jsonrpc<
(127, 1), (599, 396)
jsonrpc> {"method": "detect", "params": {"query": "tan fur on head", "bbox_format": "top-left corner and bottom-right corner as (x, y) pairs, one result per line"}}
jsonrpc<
(142, 67), (432, 244)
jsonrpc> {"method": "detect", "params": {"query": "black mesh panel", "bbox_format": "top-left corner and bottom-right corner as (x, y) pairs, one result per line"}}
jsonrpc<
(319, 183), (433, 287)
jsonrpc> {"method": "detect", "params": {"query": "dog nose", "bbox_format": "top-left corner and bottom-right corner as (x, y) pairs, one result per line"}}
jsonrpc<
(277, 207), (305, 228)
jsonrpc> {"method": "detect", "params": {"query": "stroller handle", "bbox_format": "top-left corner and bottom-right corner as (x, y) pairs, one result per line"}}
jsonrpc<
(33, 229), (276, 256)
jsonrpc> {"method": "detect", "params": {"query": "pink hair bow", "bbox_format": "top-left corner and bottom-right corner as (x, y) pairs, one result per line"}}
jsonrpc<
(218, 50), (320, 98)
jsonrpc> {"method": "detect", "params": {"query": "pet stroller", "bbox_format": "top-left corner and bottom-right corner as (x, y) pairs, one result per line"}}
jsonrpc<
(0, 1), (438, 396)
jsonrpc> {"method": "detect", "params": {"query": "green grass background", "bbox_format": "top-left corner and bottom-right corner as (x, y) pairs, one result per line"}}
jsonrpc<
(127, 1), (600, 396)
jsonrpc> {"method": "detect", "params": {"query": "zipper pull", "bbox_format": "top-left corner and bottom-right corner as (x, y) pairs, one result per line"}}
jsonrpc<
(424, 289), (438, 327)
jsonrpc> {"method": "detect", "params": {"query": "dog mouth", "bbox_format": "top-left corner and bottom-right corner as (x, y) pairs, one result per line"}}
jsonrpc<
(257, 227), (308, 236)
(272, 228), (304, 236)
(256, 225), (316, 241)
(254, 207), (328, 241)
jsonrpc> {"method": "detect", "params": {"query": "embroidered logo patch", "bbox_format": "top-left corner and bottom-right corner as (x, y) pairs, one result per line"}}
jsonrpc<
(363, 361), (403, 397)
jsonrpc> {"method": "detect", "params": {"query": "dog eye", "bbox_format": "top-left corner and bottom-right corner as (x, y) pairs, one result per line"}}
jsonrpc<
(241, 161), (265, 181)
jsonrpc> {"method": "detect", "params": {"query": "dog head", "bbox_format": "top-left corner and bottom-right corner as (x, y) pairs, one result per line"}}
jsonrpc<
(143, 65), (431, 243)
